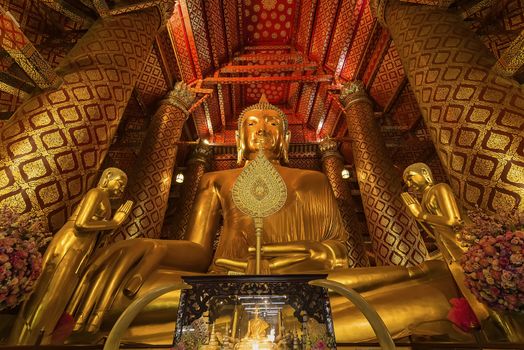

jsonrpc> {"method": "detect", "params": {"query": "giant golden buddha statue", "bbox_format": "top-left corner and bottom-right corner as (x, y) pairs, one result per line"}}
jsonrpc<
(10, 97), (476, 345)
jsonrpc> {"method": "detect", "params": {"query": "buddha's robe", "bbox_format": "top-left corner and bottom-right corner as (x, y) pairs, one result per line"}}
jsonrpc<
(207, 166), (349, 272)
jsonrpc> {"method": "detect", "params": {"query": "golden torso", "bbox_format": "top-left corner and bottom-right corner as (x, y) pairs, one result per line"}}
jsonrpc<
(198, 165), (348, 271)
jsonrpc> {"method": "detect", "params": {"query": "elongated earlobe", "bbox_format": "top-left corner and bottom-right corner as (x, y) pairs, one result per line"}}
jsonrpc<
(236, 130), (244, 165)
(282, 131), (291, 163)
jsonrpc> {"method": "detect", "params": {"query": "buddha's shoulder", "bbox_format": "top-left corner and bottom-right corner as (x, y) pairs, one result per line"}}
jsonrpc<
(200, 168), (243, 183)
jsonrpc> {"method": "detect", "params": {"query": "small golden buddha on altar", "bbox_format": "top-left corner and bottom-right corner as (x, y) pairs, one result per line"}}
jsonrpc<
(235, 307), (276, 350)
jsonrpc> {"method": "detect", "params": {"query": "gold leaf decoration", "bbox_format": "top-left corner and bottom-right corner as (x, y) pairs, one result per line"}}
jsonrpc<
(232, 153), (287, 219)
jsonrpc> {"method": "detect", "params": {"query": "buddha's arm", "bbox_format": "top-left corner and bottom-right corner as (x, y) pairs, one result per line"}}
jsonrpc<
(169, 173), (221, 269)
(74, 190), (132, 232)
(253, 240), (348, 270)
(118, 174), (221, 276)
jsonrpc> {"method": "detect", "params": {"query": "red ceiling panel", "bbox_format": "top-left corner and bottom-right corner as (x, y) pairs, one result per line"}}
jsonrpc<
(362, 28), (390, 86)
(325, 0), (363, 75)
(320, 96), (342, 137)
(369, 41), (404, 109)
(204, 0), (228, 67)
(308, 82), (329, 129)
(296, 82), (317, 123)
(168, 3), (198, 82)
(184, 0), (213, 76)
(309, 0), (339, 63)
(243, 0), (297, 45)
(295, 0), (316, 52)
(390, 83), (421, 131)
(223, 0), (240, 56)
(340, 0), (375, 81)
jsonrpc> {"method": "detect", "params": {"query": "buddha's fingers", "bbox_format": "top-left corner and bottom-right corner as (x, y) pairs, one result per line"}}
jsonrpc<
(123, 243), (168, 297)
(88, 242), (129, 272)
(254, 244), (310, 256)
(73, 253), (122, 331)
(85, 247), (145, 333)
(67, 245), (123, 319)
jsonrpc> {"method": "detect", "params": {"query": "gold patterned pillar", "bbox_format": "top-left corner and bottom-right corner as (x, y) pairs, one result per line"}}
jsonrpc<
(117, 83), (196, 240)
(340, 82), (428, 266)
(319, 138), (370, 267)
(164, 139), (213, 240)
(372, 0), (524, 213)
(0, 8), (165, 231)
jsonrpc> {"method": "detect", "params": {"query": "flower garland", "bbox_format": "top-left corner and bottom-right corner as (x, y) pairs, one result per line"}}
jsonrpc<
(0, 206), (51, 310)
(460, 208), (524, 313)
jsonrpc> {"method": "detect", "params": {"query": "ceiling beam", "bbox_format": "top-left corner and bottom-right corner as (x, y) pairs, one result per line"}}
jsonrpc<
(354, 21), (380, 81)
(217, 84), (226, 128)
(460, 0), (497, 19)
(0, 72), (33, 98)
(0, 7), (62, 90)
(218, 63), (317, 74)
(233, 53), (304, 62)
(41, 0), (94, 28)
(364, 32), (391, 88)
(154, 37), (174, 89)
(244, 45), (292, 51)
(203, 75), (333, 84)
(493, 29), (524, 77)
(383, 75), (408, 116)
(400, 0), (454, 6)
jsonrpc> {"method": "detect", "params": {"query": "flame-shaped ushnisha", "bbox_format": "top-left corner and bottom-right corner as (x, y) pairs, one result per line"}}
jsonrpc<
(231, 140), (287, 274)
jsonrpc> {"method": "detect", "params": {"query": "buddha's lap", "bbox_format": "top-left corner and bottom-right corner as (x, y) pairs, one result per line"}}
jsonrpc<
(100, 261), (457, 343)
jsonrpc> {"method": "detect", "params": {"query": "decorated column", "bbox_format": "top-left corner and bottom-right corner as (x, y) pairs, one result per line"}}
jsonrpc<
(117, 83), (196, 240)
(319, 137), (369, 267)
(0, 6), (169, 231)
(164, 139), (213, 240)
(371, 0), (524, 213)
(339, 82), (428, 266)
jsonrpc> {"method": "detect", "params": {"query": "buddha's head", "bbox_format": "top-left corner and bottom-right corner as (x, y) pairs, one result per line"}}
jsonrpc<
(236, 95), (291, 164)
(403, 162), (434, 193)
(98, 167), (128, 199)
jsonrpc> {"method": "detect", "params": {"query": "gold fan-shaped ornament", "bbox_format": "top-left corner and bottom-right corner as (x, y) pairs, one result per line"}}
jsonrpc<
(232, 145), (287, 274)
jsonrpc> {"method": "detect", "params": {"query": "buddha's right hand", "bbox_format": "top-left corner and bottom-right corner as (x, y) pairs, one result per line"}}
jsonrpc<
(67, 239), (168, 333)
(248, 240), (348, 272)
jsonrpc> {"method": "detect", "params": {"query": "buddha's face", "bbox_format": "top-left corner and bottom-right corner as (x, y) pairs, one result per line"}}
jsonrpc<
(239, 108), (286, 161)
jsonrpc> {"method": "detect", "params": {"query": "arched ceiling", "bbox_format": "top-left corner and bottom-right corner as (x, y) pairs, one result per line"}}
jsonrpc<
(0, 0), (523, 164)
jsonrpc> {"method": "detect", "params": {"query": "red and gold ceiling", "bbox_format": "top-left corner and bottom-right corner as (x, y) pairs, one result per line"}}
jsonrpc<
(0, 0), (523, 162)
